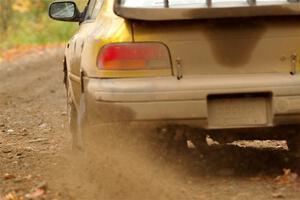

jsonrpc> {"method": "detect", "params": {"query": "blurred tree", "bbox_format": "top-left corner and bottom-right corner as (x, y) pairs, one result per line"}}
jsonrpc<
(12, 0), (31, 13)
(0, 0), (89, 51)
(0, 0), (13, 31)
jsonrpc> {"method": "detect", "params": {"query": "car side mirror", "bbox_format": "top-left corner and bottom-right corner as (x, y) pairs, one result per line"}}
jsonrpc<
(49, 1), (81, 22)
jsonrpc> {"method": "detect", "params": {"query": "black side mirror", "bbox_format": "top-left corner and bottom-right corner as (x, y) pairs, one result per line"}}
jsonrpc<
(49, 1), (82, 22)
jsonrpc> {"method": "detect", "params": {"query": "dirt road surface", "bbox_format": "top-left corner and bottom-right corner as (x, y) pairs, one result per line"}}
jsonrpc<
(0, 49), (300, 200)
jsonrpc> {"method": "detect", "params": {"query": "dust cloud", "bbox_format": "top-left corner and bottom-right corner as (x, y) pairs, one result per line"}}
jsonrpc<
(50, 124), (196, 200)
(49, 121), (300, 200)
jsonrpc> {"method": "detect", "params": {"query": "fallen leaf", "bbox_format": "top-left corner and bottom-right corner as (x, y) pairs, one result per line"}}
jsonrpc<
(4, 192), (23, 200)
(275, 169), (298, 185)
(6, 129), (14, 134)
(2, 44), (64, 62)
(4, 173), (16, 180)
(272, 192), (285, 198)
(25, 189), (45, 199)
(24, 175), (32, 180)
(36, 181), (48, 191)
(28, 138), (48, 144)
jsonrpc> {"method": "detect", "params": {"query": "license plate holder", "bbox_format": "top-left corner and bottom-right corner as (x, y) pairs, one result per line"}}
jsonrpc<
(208, 95), (270, 128)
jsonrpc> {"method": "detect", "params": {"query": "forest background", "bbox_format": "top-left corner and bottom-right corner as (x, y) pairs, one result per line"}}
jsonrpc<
(0, 0), (86, 60)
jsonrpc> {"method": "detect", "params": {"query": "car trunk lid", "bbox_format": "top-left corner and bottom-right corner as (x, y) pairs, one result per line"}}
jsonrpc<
(132, 17), (300, 76)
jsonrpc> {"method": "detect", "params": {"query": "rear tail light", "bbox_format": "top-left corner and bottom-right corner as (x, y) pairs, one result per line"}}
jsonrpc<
(97, 43), (172, 77)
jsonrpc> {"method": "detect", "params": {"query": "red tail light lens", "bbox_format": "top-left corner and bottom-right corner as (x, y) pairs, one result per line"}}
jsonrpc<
(97, 43), (171, 70)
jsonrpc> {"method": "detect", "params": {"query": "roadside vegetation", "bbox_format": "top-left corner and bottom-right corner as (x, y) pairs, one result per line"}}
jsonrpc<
(0, 0), (86, 59)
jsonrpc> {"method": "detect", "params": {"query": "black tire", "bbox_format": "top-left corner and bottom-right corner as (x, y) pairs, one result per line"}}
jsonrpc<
(154, 126), (189, 157)
(287, 134), (300, 154)
(286, 126), (300, 156)
(187, 128), (209, 154)
(154, 126), (209, 158)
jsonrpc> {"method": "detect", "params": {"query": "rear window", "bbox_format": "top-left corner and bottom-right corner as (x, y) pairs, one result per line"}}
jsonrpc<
(120, 0), (295, 8)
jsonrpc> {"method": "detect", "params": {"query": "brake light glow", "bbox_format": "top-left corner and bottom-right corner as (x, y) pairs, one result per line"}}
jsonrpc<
(97, 43), (171, 70)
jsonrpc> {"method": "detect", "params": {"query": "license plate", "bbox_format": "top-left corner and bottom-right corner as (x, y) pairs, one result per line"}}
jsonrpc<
(208, 96), (269, 128)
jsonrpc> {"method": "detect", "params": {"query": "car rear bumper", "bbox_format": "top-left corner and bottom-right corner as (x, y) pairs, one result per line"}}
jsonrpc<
(84, 73), (300, 129)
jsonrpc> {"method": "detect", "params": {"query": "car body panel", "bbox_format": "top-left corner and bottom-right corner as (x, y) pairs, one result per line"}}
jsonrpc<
(65, 0), (133, 108)
(60, 0), (300, 131)
(84, 73), (300, 128)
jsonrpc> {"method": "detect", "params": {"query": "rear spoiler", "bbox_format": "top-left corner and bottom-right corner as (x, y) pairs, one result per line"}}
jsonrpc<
(113, 0), (300, 21)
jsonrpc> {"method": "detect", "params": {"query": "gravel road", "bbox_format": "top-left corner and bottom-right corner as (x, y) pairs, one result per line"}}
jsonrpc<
(0, 49), (300, 200)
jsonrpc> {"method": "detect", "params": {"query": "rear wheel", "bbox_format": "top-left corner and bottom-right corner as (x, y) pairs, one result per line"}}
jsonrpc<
(186, 128), (209, 154)
(287, 133), (300, 155)
(155, 126), (209, 157)
(286, 128), (300, 171)
(155, 126), (189, 157)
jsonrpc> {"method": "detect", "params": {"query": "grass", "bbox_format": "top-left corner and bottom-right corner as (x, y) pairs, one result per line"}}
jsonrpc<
(0, 0), (87, 58)
(1, 15), (78, 51)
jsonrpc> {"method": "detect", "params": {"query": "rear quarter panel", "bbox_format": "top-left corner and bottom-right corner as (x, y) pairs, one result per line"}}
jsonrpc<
(67, 0), (133, 108)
